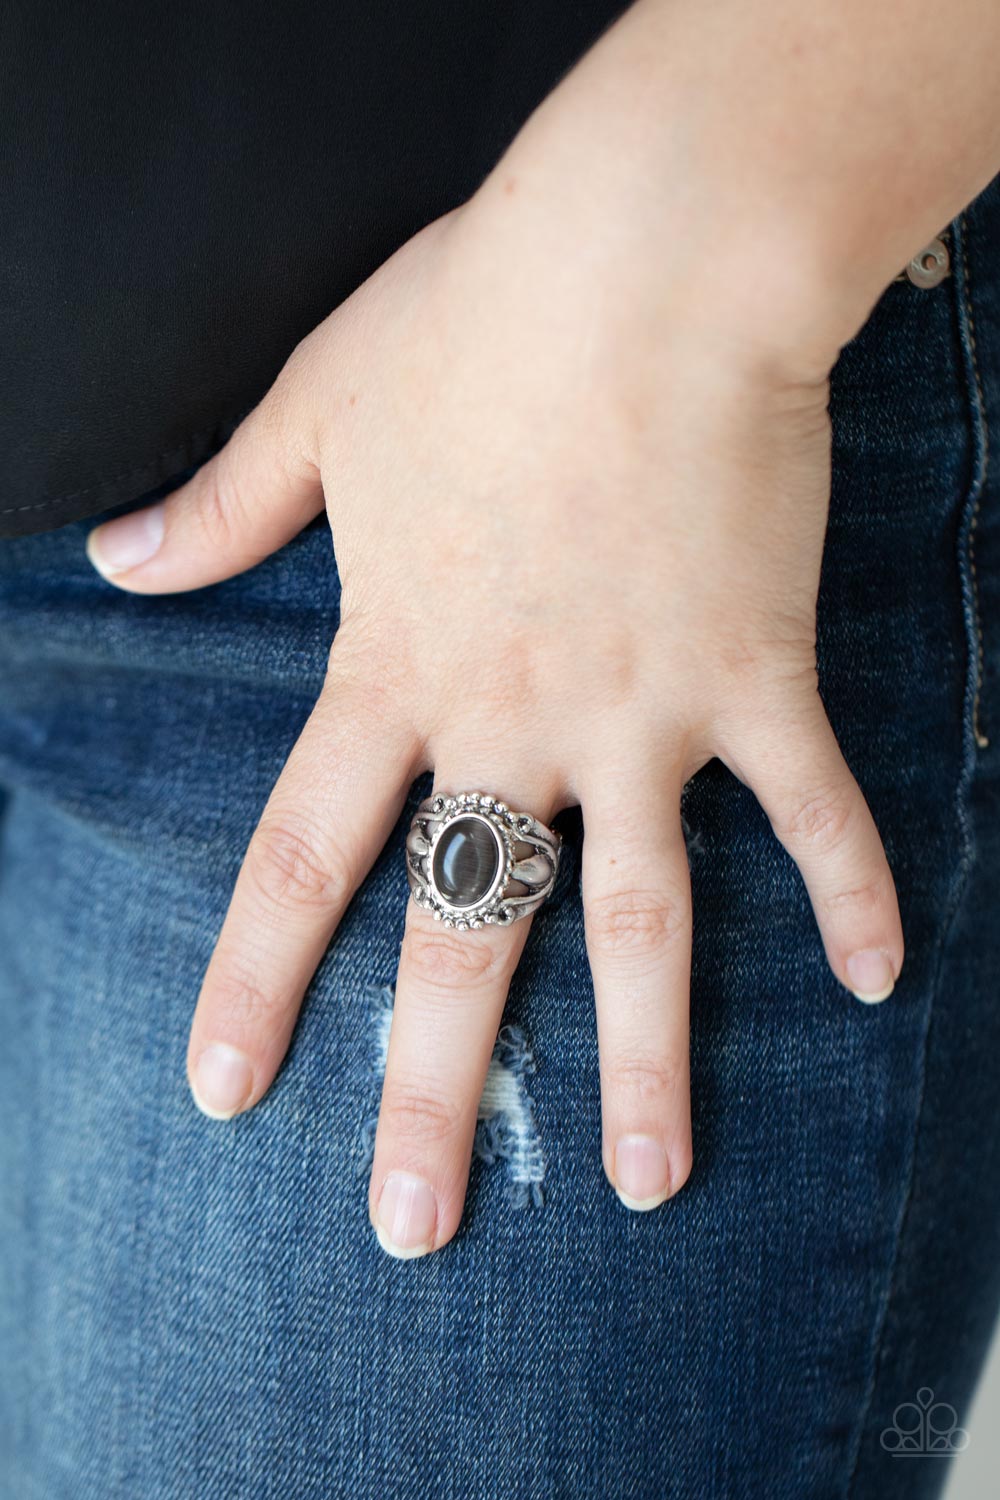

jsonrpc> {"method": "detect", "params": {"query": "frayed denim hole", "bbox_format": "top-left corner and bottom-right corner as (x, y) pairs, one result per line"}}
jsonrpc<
(356, 984), (546, 1208)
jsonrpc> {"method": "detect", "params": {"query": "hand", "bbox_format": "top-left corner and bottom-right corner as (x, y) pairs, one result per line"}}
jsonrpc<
(86, 159), (903, 1258)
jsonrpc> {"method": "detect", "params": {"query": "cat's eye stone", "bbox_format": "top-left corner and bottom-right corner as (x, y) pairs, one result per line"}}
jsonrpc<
(432, 816), (501, 908)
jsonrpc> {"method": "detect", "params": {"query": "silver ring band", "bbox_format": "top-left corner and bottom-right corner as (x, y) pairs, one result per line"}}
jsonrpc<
(406, 790), (561, 930)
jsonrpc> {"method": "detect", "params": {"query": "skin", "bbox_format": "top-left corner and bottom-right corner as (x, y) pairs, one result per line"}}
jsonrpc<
(85, 0), (1000, 1256)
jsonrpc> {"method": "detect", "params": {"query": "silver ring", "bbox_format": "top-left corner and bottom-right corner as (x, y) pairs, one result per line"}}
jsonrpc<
(406, 790), (562, 930)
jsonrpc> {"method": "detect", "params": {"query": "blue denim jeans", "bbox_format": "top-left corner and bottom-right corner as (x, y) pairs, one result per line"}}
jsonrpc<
(2, 178), (1000, 1499)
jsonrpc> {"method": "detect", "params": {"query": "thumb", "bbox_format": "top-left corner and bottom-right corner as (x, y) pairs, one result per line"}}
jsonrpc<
(85, 352), (325, 594)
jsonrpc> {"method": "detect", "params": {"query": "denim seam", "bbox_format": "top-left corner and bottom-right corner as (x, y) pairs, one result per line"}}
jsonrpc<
(843, 208), (985, 1496)
(957, 210), (991, 749)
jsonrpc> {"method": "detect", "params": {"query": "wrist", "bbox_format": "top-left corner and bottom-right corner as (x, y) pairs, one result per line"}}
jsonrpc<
(469, 108), (854, 391)
(467, 13), (855, 384)
(474, 0), (1000, 379)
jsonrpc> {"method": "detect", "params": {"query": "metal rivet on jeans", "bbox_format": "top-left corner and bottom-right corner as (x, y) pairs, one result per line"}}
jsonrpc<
(904, 237), (951, 289)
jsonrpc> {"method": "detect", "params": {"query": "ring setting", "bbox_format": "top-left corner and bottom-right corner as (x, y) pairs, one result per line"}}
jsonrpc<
(406, 790), (561, 929)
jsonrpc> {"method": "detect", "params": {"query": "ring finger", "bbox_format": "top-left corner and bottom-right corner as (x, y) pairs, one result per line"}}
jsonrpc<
(368, 764), (564, 1259)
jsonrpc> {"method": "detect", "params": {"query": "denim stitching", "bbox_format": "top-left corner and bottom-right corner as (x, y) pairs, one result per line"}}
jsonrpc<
(957, 211), (991, 749)
(844, 209), (984, 1495)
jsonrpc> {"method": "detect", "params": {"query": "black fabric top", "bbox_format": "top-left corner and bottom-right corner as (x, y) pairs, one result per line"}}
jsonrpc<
(1, 1), (629, 538)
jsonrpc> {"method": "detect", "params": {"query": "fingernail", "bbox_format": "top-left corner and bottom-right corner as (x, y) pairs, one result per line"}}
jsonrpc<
(191, 1043), (254, 1120)
(374, 1171), (437, 1259)
(846, 948), (896, 1004)
(87, 503), (165, 576)
(614, 1134), (671, 1211)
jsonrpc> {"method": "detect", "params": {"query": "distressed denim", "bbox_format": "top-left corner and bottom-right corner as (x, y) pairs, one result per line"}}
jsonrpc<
(2, 176), (1000, 1499)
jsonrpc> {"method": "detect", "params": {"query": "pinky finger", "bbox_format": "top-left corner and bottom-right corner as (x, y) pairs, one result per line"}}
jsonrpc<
(724, 689), (904, 1005)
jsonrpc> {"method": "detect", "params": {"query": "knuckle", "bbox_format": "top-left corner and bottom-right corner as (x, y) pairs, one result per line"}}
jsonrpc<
(603, 1053), (684, 1106)
(258, 365), (297, 444)
(778, 784), (855, 852)
(378, 1082), (463, 1147)
(450, 630), (538, 728)
(203, 966), (288, 1033)
(260, 368), (318, 483)
(585, 888), (689, 960)
(487, 635), (536, 712)
(327, 617), (415, 722)
(194, 450), (248, 554)
(248, 814), (352, 914)
(819, 870), (895, 917)
(401, 924), (507, 992)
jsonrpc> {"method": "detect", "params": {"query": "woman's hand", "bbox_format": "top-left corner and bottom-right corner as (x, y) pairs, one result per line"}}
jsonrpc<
(84, 0), (916, 1255)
